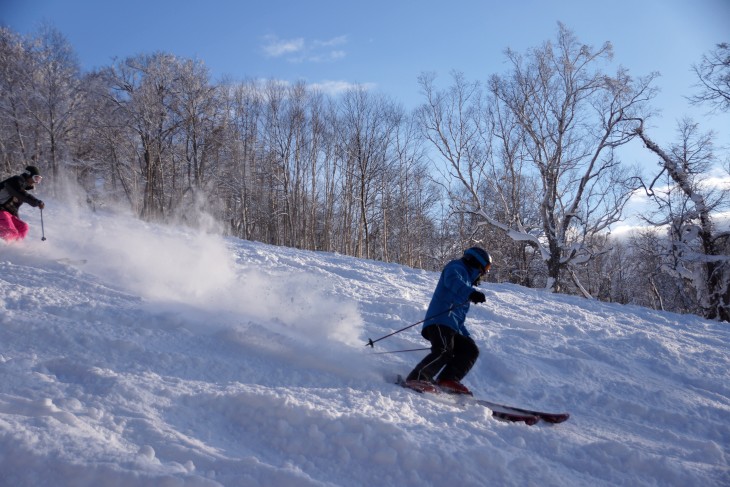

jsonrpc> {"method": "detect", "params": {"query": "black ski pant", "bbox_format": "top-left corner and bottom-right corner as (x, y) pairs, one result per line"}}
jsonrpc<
(406, 324), (479, 383)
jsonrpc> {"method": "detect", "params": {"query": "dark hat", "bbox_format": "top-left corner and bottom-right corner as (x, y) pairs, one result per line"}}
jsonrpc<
(24, 165), (41, 177)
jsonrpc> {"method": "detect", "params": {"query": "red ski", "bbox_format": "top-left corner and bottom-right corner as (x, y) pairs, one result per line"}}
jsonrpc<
(396, 375), (569, 425)
(472, 398), (569, 424)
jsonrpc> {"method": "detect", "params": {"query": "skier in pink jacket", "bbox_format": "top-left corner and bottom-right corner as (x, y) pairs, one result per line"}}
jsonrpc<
(0, 165), (45, 242)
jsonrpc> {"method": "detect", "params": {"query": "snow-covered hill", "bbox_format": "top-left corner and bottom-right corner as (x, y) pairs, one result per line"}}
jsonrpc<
(1, 201), (728, 486)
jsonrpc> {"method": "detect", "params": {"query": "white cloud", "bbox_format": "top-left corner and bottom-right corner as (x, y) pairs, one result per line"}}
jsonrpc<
(262, 35), (305, 57)
(261, 34), (348, 63)
(310, 80), (377, 96)
(703, 174), (730, 191)
(312, 35), (347, 49)
(235, 78), (376, 99)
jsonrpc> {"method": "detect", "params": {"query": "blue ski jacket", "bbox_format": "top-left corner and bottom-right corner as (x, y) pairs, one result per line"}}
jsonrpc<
(422, 258), (482, 337)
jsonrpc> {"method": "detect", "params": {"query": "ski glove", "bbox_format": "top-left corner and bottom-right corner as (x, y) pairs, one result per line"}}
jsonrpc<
(469, 290), (486, 304)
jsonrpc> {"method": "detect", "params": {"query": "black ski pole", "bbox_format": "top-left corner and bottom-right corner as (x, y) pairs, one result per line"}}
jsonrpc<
(365, 318), (429, 348)
(40, 207), (46, 241)
(365, 301), (468, 348)
(370, 347), (431, 355)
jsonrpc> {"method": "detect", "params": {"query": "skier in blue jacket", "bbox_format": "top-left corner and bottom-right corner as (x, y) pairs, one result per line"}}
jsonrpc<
(405, 247), (491, 395)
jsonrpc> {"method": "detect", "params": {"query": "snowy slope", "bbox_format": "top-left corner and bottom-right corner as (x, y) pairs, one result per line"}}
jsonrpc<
(0, 201), (728, 487)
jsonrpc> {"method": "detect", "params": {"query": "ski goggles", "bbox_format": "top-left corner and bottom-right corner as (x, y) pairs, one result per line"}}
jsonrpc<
(32, 175), (42, 183)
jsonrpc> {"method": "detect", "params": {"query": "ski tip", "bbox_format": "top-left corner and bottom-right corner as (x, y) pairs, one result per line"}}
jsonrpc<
(491, 411), (539, 425)
(541, 413), (570, 424)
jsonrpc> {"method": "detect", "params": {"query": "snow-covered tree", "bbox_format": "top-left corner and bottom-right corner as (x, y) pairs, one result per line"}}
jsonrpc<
(0, 27), (32, 173)
(26, 25), (84, 183)
(0, 25), (84, 182)
(631, 40), (730, 322)
(100, 53), (185, 219)
(419, 24), (657, 294)
(635, 120), (730, 322)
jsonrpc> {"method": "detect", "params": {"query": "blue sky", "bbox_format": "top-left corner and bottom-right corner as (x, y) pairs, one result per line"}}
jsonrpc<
(2, 0), (729, 153)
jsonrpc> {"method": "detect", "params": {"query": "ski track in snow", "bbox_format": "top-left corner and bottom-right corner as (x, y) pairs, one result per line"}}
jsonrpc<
(0, 201), (728, 487)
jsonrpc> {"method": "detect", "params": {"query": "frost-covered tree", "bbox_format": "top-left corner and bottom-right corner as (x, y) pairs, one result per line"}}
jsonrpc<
(101, 53), (184, 219)
(419, 24), (657, 294)
(635, 120), (730, 322)
(336, 87), (400, 259)
(0, 27), (33, 172)
(0, 25), (84, 181)
(26, 25), (84, 182)
(689, 42), (730, 112)
(631, 41), (730, 322)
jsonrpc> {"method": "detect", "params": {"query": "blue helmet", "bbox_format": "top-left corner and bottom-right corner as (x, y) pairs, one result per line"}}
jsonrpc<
(463, 247), (492, 272)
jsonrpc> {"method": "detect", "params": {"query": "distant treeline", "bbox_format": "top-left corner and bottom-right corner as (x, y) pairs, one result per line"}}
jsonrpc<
(1, 24), (728, 321)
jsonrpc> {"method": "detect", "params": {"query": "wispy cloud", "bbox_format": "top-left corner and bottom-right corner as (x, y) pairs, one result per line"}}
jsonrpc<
(703, 174), (730, 191)
(261, 35), (348, 63)
(244, 78), (376, 99)
(310, 80), (377, 96)
(312, 35), (347, 49)
(261, 36), (305, 57)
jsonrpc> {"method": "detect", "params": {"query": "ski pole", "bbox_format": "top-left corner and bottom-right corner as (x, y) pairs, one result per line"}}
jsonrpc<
(369, 347), (431, 355)
(40, 207), (46, 241)
(365, 301), (468, 348)
(365, 318), (430, 348)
